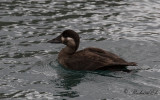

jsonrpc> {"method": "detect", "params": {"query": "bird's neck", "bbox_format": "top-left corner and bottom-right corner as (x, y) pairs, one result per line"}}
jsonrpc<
(61, 46), (76, 55)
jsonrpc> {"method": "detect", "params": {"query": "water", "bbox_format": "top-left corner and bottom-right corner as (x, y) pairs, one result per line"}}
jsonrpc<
(0, 0), (160, 99)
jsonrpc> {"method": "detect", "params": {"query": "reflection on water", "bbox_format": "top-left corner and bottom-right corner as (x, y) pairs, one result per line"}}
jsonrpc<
(1, 0), (160, 99)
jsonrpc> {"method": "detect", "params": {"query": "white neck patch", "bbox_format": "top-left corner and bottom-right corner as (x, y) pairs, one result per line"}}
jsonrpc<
(61, 36), (76, 47)
(61, 37), (65, 42)
(67, 37), (76, 47)
(67, 37), (74, 41)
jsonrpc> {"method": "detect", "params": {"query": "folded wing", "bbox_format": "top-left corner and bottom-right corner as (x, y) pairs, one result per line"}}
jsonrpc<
(64, 47), (136, 70)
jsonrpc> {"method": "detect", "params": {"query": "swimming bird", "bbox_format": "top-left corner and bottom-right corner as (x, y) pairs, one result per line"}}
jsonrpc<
(48, 30), (137, 71)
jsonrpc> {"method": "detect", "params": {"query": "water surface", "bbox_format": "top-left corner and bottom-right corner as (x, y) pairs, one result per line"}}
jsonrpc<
(0, 0), (160, 100)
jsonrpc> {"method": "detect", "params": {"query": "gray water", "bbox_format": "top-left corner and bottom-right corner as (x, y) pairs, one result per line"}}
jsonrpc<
(0, 0), (160, 100)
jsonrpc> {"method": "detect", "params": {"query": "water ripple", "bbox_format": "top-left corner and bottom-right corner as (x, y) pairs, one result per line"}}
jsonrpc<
(1, 0), (160, 99)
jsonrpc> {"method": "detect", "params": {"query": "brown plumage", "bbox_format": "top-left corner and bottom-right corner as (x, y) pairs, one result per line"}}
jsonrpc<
(48, 30), (137, 71)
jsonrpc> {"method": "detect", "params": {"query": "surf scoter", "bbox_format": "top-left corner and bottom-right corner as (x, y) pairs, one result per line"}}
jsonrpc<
(48, 30), (137, 71)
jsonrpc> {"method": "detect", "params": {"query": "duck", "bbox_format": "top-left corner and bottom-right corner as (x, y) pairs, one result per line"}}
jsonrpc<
(47, 29), (137, 71)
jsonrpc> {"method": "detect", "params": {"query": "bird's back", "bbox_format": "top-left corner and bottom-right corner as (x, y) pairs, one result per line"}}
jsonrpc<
(61, 47), (136, 71)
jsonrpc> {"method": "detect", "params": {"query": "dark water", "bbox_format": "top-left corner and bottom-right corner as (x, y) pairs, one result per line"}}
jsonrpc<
(0, 0), (160, 99)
